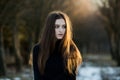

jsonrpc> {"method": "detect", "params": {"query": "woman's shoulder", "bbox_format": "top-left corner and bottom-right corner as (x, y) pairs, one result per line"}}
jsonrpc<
(33, 43), (40, 49)
(33, 43), (40, 55)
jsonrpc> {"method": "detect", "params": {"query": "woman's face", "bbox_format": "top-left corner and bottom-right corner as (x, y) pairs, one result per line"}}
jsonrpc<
(55, 18), (66, 39)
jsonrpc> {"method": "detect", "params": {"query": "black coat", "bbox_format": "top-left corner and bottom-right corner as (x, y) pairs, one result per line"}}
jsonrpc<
(33, 42), (76, 80)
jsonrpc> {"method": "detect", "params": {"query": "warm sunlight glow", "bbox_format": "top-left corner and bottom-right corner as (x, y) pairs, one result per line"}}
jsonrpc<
(92, 0), (109, 7)
(72, 0), (99, 19)
(70, 0), (108, 21)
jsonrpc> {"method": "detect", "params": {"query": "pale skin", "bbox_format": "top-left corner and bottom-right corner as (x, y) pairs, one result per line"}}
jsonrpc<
(55, 18), (66, 39)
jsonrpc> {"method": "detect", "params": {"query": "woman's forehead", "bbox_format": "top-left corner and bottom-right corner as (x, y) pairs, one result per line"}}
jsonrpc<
(55, 19), (66, 25)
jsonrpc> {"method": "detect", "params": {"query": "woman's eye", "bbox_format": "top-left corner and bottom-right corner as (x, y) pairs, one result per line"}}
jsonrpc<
(55, 25), (59, 28)
(62, 25), (66, 28)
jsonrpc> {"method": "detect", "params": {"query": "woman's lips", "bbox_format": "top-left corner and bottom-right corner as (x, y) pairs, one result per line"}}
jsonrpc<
(58, 34), (63, 36)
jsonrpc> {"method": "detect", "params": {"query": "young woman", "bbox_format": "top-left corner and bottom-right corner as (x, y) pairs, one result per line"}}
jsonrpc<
(33, 11), (82, 80)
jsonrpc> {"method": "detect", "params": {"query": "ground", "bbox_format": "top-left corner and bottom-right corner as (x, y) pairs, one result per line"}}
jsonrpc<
(0, 53), (120, 80)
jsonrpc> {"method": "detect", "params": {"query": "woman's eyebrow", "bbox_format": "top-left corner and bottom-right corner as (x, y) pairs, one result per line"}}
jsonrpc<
(55, 24), (59, 26)
(55, 23), (66, 25)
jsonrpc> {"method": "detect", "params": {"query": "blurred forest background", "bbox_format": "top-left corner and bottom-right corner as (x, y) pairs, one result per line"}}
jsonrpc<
(0, 0), (120, 79)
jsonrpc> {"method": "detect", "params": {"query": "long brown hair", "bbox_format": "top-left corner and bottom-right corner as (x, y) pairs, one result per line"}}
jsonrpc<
(38, 11), (82, 75)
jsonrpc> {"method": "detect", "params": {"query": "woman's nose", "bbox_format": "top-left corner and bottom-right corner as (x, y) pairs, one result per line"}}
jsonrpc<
(59, 27), (63, 32)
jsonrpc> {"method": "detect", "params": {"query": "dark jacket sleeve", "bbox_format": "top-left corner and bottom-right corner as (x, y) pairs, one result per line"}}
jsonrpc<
(33, 44), (42, 80)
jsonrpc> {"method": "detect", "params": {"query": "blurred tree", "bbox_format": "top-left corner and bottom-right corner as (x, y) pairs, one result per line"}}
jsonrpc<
(0, 0), (23, 72)
(0, 26), (6, 76)
(99, 0), (120, 65)
(12, 22), (23, 72)
(0, 0), (10, 76)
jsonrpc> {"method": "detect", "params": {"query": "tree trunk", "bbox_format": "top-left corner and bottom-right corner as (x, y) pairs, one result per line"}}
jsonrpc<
(109, 32), (117, 60)
(116, 36), (120, 66)
(118, 39), (120, 65)
(24, 32), (34, 66)
(0, 26), (6, 76)
(13, 25), (23, 72)
(109, 32), (120, 66)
